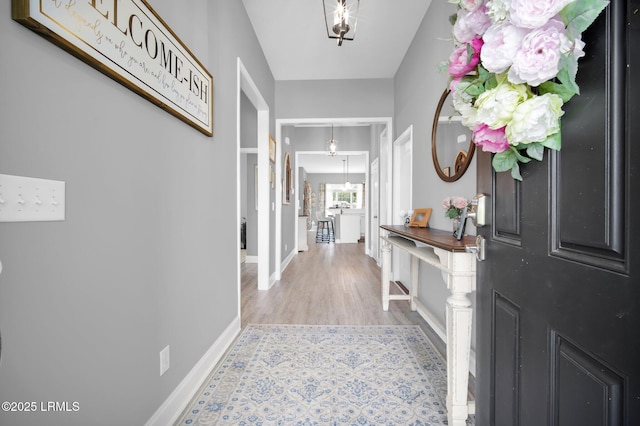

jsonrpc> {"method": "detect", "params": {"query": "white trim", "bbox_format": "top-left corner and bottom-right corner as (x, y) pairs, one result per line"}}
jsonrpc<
(281, 247), (296, 272)
(144, 317), (241, 426)
(237, 58), (271, 296)
(245, 256), (259, 264)
(391, 125), (414, 282)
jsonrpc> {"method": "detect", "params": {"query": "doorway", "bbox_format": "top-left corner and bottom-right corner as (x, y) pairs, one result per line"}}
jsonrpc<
(237, 58), (270, 314)
(277, 118), (392, 265)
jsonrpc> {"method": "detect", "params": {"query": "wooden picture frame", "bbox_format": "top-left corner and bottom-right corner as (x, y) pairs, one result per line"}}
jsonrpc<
(269, 135), (277, 163)
(12, 0), (214, 136)
(409, 208), (432, 228)
(283, 152), (292, 204)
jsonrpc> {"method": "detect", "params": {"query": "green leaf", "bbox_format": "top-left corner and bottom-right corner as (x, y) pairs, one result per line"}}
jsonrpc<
(492, 149), (517, 172)
(510, 163), (523, 181)
(477, 65), (490, 80)
(557, 55), (580, 96)
(560, 0), (609, 39)
(512, 147), (532, 164)
(540, 130), (562, 151)
(484, 74), (498, 91)
(466, 44), (475, 65)
(449, 13), (458, 27)
(526, 143), (545, 161)
(538, 81), (575, 103)
(465, 82), (485, 97)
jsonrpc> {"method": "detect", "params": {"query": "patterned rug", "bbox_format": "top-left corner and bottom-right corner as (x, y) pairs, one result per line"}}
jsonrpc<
(177, 325), (459, 425)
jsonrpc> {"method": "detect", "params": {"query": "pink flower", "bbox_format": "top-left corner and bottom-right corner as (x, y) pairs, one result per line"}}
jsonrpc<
(480, 23), (529, 73)
(508, 19), (569, 87)
(453, 5), (492, 43)
(448, 38), (484, 78)
(472, 124), (510, 153)
(460, 0), (484, 12)
(452, 197), (469, 209)
(510, 0), (574, 29)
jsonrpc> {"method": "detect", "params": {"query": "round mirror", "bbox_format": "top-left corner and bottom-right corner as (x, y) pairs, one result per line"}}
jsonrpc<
(431, 88), (475, 182)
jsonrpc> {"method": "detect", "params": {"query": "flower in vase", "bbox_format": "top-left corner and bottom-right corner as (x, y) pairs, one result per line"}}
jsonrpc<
(442, 196), (470, 219)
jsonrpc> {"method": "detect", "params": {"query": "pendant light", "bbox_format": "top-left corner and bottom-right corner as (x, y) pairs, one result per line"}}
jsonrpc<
(328, 125), (337, 156)
(323, 0), (360, 46)
(345, 155), (351, 189)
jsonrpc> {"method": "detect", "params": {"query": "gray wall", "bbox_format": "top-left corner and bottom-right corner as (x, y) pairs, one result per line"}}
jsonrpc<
(394, 0), (477, 350)
(0, 1), (274, 425)
(276, 79), (394, 119)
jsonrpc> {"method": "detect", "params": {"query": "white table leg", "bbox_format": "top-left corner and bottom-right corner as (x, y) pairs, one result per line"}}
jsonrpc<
(446, 290), (473, 426)
(380, 238), (391, 311)
(410, 254), (419, 311)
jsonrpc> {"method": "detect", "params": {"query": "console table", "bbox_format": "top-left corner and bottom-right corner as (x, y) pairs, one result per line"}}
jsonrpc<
(380, 225), (476, 426)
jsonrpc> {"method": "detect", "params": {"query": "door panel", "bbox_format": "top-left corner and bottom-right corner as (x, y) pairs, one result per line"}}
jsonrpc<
(476, 1), (640, 425)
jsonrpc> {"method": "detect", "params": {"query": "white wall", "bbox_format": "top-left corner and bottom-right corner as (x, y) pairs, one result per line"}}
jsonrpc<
(0, 1), (274, 425)
(393, 0), (477, 351)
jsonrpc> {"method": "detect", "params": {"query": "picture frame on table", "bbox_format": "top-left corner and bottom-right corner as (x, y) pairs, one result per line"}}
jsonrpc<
(409, 208), (432, 228)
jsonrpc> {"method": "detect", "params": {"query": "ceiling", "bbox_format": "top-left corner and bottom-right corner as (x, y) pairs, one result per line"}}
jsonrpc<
(242, 1), (429, 174)
(298, 152), (367, 174)
(241, 0), (432, 81)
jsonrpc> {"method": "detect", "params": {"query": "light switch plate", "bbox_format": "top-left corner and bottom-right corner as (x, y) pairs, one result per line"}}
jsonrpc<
(0, 174), (65, 222)
(160, 345), (170, 376)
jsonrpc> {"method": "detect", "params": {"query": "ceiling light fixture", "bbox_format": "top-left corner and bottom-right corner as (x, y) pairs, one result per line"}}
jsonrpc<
(323, 0), (359, 46)
(328, 125), (337, 156)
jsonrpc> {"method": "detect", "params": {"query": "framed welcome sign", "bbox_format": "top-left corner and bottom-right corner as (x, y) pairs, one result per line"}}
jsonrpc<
(12, 0), (214, 136)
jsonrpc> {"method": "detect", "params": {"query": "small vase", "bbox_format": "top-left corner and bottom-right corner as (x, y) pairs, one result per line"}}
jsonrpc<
(452, 218), (461, 236)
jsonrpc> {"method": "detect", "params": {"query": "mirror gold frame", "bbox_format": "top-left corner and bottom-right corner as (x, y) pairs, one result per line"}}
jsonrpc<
(431, 89), (476, 182)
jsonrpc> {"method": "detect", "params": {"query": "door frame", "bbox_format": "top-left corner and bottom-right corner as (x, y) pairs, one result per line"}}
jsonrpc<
(277, 117), (392, 264)
(237, 58), (270, 302)
(391, 125), (413, 282)
(370, 157), (380, 264)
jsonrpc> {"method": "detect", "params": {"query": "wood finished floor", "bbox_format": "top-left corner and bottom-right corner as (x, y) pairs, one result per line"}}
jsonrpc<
(241, 240), (446, 355)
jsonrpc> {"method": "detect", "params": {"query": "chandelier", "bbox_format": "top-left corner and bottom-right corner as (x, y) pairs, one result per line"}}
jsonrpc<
(323, 0), (360, 46)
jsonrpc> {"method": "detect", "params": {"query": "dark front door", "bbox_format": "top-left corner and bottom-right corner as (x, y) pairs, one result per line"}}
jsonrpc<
(475, 2), (640, 425)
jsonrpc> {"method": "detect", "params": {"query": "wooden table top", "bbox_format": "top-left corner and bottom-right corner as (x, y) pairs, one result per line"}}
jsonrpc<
(380, 225), (476, 252)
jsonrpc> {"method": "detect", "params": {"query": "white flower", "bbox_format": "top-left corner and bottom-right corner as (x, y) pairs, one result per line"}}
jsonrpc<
(508, 19), (569, 87)
(509, 0), (574, 29)
(452, 81), (479, 127)
(480, 23), (529, 73)
(486, 0), (511, 23)
(475, 83), (530, 129)
(561, 35), (586, 59)
(506, 93), (565, 145)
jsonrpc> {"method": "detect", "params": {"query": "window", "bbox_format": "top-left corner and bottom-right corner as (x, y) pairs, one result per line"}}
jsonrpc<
(325, 183), (363, 210)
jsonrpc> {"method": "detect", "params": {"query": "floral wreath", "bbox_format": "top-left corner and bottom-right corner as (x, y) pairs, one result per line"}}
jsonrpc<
(444, 0), (608, 180)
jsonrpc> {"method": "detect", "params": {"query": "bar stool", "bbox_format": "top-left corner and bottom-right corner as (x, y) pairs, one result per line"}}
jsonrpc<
(315, 211), (334, 243)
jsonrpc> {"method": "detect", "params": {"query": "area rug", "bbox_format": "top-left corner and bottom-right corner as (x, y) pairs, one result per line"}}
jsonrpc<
(177, 324), (456, 425)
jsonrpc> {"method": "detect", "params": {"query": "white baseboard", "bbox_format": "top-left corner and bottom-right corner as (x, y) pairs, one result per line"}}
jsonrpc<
(281, 248), (296, 272)
(245, 256), (258, 264)
(145, 317), (241, 426)
(414, 298), (476, 377)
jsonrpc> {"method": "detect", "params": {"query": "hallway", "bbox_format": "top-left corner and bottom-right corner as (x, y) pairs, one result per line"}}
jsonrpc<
(241, 241), (445, 355)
